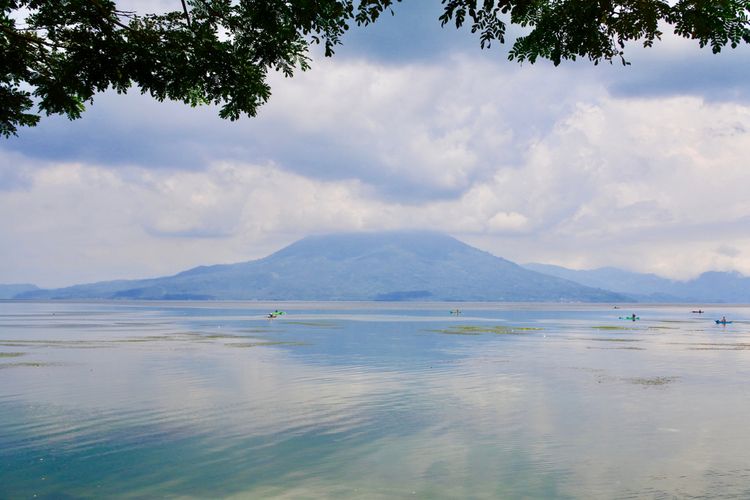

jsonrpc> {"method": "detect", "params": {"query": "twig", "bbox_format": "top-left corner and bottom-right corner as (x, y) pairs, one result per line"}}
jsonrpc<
(88, 0), (136, 32)
(0, 24), (57, 49)
(181, 0), (192, 28)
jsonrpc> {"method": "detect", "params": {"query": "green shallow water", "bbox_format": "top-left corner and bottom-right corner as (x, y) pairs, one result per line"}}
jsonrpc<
(2, 301), (750, 498)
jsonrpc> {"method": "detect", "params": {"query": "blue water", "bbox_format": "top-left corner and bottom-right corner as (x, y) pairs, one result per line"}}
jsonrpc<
(2, 301), (750, 498)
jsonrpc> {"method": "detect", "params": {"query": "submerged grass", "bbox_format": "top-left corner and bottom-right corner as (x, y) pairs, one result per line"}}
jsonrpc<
(0, 352), (25, 358)
(688, 346), (750, 351)
(583, 338), (642, 342)
(0, 332), (264, 348)
(0, 362), (64, 369)
(626, 376), (679, 386)
(586, 346), (646, 350)
(669, 342), (750, 350)
(0, 340), (109, 348)
(428, 325), (542, 335)
(238, 328), (275, 334)
(284, 321), (342, 328)
(225, 341), (308, 348)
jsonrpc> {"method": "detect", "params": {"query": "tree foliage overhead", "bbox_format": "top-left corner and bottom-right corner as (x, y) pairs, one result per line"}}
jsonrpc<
(2, 0), (749, 137)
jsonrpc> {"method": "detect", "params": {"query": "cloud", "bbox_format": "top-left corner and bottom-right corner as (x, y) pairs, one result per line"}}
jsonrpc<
(331, 0), (484, 63)
(458, 95), (750, 279)
(600, 33), (750, 102)
(3, 55), (601, 203)
(0, 151), (34, 192)
(0, 160), (386, 287)
(3, 12), (750, 286)
(5, 89), (750, 287)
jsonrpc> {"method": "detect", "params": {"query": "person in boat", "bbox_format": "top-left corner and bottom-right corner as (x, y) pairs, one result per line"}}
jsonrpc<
(722, 316), (727, 323)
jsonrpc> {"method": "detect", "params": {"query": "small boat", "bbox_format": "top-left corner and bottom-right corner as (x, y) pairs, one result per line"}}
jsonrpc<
(715, 320), (733, 325)
(450, 309), (462, 315)
(267, 310), (286, 319)
(691, 310), (704, 314)
(619, 315), (639, 321)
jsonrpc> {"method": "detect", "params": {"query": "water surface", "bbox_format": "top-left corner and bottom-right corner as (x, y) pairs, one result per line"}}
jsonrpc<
(2, 301), (750, 498)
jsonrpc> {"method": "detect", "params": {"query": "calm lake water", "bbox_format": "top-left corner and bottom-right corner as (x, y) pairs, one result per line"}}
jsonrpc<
(2, 301), (750, 499)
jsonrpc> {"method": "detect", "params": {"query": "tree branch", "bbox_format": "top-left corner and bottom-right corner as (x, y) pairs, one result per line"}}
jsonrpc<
(181, 0), (192, 28)
(88, 0), (136, 32)
(0, 24), (57, 49)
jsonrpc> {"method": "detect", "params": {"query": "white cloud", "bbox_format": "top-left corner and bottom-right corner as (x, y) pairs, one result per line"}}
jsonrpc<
(260, 56), (602, 197)
(2, 44), (750, 286)
(459, 95), (750, 279)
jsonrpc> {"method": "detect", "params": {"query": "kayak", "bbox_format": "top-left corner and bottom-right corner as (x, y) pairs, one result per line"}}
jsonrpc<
(619, 316), (639, 321)
(715, 320), (733, 325)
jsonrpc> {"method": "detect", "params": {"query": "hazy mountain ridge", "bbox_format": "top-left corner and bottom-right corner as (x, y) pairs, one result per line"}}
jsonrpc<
(0, 283), (39, 299)
(14, 232), (626, 302)
(524, 263), (750, 303)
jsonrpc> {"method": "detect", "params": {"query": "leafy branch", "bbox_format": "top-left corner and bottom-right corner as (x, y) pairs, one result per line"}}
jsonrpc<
(1, 0), (749, 137)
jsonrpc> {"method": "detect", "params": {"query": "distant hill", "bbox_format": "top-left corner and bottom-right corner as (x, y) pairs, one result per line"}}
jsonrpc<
(16, 232), (626, 302)
(524, 263), (750, 303)
(0, 283), (39, 299)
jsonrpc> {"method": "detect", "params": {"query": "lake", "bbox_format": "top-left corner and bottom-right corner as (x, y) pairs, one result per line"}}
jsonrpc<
(2, 301), (750, 498)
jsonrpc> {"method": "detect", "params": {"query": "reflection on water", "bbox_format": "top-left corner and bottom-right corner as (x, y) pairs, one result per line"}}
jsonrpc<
(2, 301), (750, 498)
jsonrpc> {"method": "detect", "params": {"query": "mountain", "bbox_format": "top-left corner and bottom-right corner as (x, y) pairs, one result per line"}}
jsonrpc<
(523, 264), (681, 300)
(524, 263), (750, 303)
(678, 271), (750, 303)
(16, 232), (627, 302)
(0, 283), (39, 299)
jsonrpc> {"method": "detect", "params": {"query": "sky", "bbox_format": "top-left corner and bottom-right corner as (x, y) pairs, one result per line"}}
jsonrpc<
(3, 2), (750, 288)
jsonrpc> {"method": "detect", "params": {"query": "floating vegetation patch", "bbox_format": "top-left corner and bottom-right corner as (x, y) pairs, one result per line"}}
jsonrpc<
(688, 346), (750, 351)
(225, 341), (308, 348)
(113, 322), (171, 327)
(586, 346), (646, 351)
(669, 342), (750, 350)
(202, 333), (247, 340)
(284, 321), (341, 328)
(428, 325), (541, 335)
(51, 323), (111, 328)
(626, 376), (678, 386)
(111, 336), (173, 343)
(238, 328), (275, 334)
(0, 333), (256, 348)
(583, 338), (641, 342)
(0, 352), (25, 358)
(0, 362), (65, 369)
(568, 366), (606, 373)
(428, 328), (481, 336)
(0, 340), (109, 349)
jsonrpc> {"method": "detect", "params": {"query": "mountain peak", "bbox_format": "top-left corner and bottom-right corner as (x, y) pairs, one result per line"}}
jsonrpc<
(269, 231), (476, 261)
(16, 232), (626, 302)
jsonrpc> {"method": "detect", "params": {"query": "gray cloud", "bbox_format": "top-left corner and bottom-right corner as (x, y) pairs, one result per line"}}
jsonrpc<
(3, 7), (750, 286)
(1, 55), (606, 206)
(599, 38), (750, 102)
(0, 163), (32, 192)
